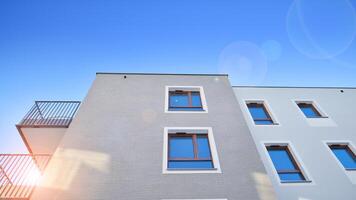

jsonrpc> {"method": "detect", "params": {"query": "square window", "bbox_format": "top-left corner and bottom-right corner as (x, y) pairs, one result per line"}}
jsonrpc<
(163, 127), (221, 174)
(297, 103), (322, 118)
(329, 144), (356, 170)
(169, 91), (203, 111)
(247, 102), (274, 125)
(162, 199), (228, 200)
(266, 145), (308, 183)
(168, 134), (213, 169)
(165, 86), (208, 113)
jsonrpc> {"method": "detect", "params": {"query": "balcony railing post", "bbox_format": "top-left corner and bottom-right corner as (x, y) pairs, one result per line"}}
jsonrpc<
(34, 101), (44, 120)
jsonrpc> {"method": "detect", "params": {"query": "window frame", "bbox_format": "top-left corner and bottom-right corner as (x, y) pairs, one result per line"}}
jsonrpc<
(162, 199), (227, 200)
(264, 143), (311, 184)
(167, 133), (213, 169)
(165, 86), (208, 113)
(168, 90), (203, 110)
(328, 143), (356, 171)
(297, 102), (322, 118)
(246, 101), (277, 125)
(295, 101), (327, 119)
(162, 127), (221, 174)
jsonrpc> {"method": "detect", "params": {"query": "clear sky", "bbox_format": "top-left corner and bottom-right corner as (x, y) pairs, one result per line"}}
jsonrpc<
(1, 0), (356, 153)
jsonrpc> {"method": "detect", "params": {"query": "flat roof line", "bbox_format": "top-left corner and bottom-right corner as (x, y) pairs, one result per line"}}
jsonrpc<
(96, 72), (228, 76)
(232, 86), (356, 89)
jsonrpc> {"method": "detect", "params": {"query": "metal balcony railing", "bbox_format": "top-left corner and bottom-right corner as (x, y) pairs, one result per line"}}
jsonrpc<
(18, 101), (81, 128)
(0, 154), (51, 199)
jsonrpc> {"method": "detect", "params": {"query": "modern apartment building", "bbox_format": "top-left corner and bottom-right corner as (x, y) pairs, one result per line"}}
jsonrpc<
(233, 86), (356, 200)
(0, 73), (355, 200)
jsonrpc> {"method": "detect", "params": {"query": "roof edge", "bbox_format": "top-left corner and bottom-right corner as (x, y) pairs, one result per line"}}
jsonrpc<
(232, 86), (356, 89)
(96, 72), (228, 76)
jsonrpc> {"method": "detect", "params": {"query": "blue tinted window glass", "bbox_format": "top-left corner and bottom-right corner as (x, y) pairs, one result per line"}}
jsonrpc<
(279, 173), (304, 181)
(169, 137), (194, 158)
(248, 106), (268, 119)
(191, 92), (202, 107)
(168, 161), (213, 169)
(255, 120), (274, 125)
(169, 107), (204, 111)
(197, 136), (211, 158)
(169, 94), (189, 107)
(300, 107), (320, 118)
(332, 148), (356, 169)
(268, 149), (296, 170)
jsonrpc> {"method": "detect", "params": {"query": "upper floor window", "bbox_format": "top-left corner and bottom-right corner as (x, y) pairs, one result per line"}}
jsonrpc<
(329, 144), (356, 170)
(165, 86), (208, 113)
(247, 102), (274, 125)
(297, 102), (322, 118)
(169, 90), (203, 111)
(266, 145), (308, 183)
(168, 133), (213, 169)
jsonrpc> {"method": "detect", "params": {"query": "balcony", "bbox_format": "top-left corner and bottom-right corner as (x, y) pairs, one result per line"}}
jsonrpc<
(16, 101), (81, 155)
(0, 154), (50, 199)
(17, 101), (81, 128)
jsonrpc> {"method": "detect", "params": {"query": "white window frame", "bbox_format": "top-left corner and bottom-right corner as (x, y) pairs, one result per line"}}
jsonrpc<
(262, 141), (313, 185)
(324, 140), (356, 171)
(162, 199), (227, 200)
(244, 100), (279, 126)
(323, 140), (356, 184)
(165, 86), (208, 113)
(162, 127), (221, 174)
(294, 100), (328, 118)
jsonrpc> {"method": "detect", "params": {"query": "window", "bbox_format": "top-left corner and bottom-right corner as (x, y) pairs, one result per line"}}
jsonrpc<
(247, 102), (274, 125)
(168, 133), (213, 169)
(162, 127), (221, 174)
(165, 86), (208, 113)
(297, 102), (322, 118)
(329, 144), (356, 170)
(266, 145), (307, 182)
(169, 90), (203, 111)
(162, 199), (227, 200)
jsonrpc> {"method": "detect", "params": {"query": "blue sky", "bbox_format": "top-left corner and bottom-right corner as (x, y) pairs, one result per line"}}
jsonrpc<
(1, 0), (356, 152)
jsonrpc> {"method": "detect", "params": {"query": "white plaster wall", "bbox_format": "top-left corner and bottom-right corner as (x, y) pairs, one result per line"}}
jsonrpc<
(233, 87), (356, 200)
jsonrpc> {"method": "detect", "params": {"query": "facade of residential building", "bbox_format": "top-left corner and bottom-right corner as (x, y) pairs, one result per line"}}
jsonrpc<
(233, 86), (356, 200)
(25, 73), (275, 200)
(1, 73), (355, 200)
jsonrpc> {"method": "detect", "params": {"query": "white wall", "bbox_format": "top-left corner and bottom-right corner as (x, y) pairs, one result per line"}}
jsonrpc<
(233, 87), (356, 200)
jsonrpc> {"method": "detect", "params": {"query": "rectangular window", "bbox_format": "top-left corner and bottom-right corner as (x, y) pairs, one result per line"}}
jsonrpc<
(169, 90), (203, 111)
(168, 133), (213, 169)
(297, 103), (322, 118)
(266, 145), (306, 182)
(329, 144), (356, 170)
(162, 199), (227, 200)
(247, 102), (274, 125)
(163, 127), (221, 174)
